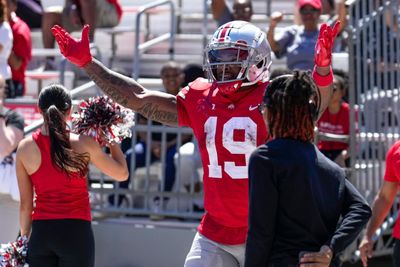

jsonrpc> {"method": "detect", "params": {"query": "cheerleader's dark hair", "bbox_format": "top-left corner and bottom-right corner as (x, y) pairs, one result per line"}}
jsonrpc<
(38, 84), (89, 177)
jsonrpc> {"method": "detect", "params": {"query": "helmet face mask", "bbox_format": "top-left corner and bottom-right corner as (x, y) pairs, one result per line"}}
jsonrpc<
(204, 21), (272, 95)
(207, 47), (248, 83)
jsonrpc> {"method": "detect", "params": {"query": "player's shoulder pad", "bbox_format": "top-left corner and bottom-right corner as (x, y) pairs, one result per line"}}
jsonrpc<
(188, 77), (212, 91)
(177, 78), (211, 100)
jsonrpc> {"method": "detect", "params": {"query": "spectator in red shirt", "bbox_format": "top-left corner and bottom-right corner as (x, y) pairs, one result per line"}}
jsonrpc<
(317, 74), (351, 167)
(7, 0), (32, 97)
(41, 0), (122, 70)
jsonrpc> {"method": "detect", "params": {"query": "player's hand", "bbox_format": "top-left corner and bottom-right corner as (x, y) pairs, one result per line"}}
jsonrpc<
(299, 245), (333, 267)
(314, 21), (340, 67)
(359, 236), (373, 267)
(51, 24), (92, 68)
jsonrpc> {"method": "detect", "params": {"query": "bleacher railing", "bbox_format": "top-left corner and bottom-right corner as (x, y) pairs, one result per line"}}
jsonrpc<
(133, 0), (176, 79)
(346, 0), (400, 261)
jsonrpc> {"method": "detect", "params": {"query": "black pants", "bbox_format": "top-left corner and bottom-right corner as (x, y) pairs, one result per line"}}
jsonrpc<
(393, 239), (400, 267)
(28, 219), (94, 267)
(16, 0), (43, 29)
(6, 80), (24, 98)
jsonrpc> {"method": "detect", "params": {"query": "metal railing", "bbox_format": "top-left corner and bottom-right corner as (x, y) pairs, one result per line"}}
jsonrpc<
(90, 124), (202, 219)
(345, 0), (400, 261)
(133, 0), (176, 79)
(347, 0), (400, 198)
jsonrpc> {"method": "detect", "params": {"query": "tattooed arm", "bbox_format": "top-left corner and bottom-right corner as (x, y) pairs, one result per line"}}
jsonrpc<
(84, 59), (179, 126)
(51, 25), (179, 126)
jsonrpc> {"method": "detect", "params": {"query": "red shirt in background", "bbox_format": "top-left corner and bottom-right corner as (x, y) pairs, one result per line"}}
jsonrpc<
(317, 102), (350, 151)
(9, 15), (32, 95)
(107, 0), (123, 21)
(383, 141), (400, 239)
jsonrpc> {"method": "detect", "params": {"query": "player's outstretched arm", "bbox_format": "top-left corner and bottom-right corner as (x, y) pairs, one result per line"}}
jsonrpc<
(84, 59), (178, 126)
(51, 25), (179, 127)
(313, 21), (340, 120)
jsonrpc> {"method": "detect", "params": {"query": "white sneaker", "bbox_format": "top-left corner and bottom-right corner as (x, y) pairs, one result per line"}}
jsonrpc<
(149, 198), (165, 221)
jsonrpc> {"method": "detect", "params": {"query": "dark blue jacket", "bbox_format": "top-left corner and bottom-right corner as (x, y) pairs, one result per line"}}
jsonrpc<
(245, 138), (371, 267)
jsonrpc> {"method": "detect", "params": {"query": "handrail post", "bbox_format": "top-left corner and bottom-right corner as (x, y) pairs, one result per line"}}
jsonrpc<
(169, 1), (176, 60)
(177, 0), (182, 34)
(133, 0), (176, 79)
(59, 57), (66, 85)
(266, 0), (271, 16)
(203, 0), (209, 50)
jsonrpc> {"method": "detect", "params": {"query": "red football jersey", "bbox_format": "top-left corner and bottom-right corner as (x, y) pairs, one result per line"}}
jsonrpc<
(177, 78), (268, 244)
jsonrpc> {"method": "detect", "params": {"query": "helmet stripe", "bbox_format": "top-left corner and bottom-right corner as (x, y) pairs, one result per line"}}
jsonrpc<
(218, 22), (232, 41)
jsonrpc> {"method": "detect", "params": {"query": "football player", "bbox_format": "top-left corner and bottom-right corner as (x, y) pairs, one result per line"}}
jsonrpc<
(52, 20), (339, 266)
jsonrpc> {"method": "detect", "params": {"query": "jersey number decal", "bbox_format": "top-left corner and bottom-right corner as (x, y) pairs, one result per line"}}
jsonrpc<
(204, 117), (257, 179)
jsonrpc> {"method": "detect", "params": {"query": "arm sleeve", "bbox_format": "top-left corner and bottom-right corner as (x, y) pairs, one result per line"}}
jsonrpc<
(384, 143), (400, 182)
(274, 26), (295, 59)
(176, 87), (191, 127)
(328, 179), (372, 254)
(245, 150), (278, 267)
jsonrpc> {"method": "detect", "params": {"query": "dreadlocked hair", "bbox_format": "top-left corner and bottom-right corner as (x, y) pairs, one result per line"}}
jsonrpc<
(264, 70), (320, 142)
(38, 84), (89, 178)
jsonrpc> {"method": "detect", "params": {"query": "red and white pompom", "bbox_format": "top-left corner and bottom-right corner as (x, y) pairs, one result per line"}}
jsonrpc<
(72, 96), (135, 146)
(0, 236), (28, 267)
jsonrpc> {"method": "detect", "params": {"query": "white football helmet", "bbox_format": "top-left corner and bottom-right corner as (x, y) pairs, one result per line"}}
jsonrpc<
(204, 20), (272, 95)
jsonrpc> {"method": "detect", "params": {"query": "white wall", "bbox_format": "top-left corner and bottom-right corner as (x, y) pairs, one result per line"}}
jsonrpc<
(93, 218), (197, 267)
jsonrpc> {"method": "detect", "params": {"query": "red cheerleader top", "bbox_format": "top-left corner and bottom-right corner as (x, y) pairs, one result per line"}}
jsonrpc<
(30, 130), (91, 221)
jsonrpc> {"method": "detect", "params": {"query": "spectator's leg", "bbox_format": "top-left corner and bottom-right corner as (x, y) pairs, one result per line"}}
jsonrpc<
(42, 9), (62, 50)
(41, 7), (63, 69)
(175, 143), (197, 189)
(77, 0), (96, 41)
(175, 142), (202, 193)
(5, 79), (15, 99)
(173, 142), (204, 211)
(164, 145), (177, 192)
(108, 142), (148, 206)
